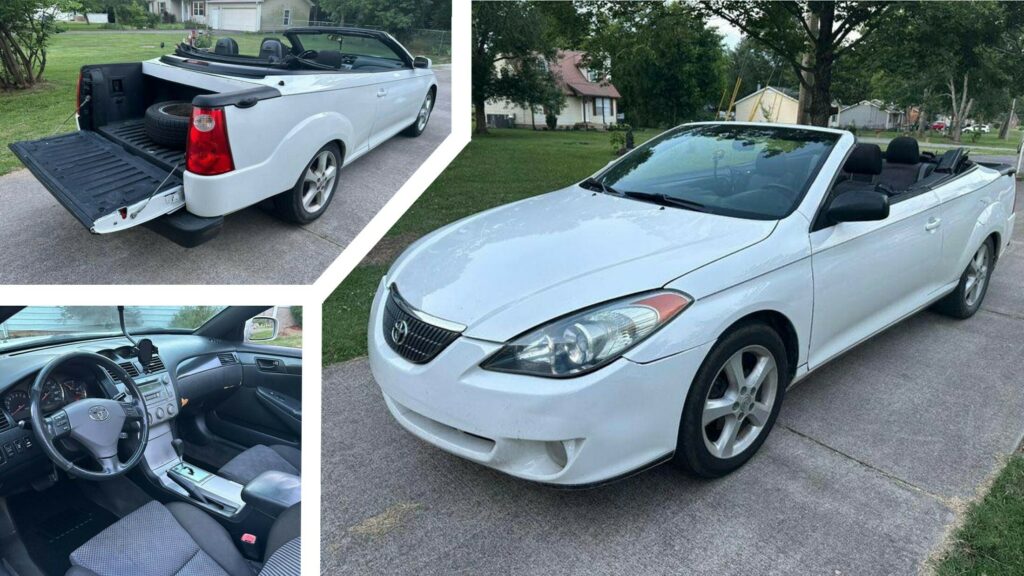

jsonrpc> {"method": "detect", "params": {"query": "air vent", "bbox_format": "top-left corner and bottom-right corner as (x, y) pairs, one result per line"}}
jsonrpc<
(218, 353), (238, 365)
(118, 361), (140, 377)
(145, 354), (165, 373)
(0, 416), (11, 433)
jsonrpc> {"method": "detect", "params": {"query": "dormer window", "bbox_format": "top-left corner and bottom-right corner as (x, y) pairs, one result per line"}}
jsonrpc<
(536, 57), (548, 72)
(586, 68), (600, 82)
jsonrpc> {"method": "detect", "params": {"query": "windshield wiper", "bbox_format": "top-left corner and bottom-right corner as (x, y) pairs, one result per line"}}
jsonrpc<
(579, 177), (620, 195)
(622, 191), (710, 212)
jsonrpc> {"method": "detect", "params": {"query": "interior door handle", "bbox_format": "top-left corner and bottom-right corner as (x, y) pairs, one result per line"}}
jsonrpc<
(925, 218), (942, 231)
(256, 358), (282, 372)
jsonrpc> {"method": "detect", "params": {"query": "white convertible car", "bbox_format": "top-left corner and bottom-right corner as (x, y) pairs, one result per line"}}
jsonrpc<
(10, 27), (437, 247)
(368, 123), (1017, 487)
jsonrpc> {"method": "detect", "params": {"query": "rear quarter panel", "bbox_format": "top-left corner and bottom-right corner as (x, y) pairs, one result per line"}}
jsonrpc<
(932, 166), (1016, 284)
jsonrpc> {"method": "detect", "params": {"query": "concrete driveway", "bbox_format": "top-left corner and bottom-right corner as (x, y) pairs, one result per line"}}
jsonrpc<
(321, 182), (1024, 575)
(0, 67), (450, 285)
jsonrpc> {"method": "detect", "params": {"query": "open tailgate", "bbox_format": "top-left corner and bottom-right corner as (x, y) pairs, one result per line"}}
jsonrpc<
(8, 131), (185, 233)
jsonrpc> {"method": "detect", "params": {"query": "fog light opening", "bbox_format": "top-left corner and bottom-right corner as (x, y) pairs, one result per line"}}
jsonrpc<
(546, 440), (569, 469)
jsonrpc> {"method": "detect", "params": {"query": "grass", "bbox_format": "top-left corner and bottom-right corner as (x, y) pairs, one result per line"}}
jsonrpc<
(254, 326), (303, 348)
(863, 129), (1023, 153)
(321, 128), (656, 365)
(936, 453), (1024, 575)
(0, 29), (446, 175)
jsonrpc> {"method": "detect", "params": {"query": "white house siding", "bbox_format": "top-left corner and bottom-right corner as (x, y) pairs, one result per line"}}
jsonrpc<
(833, 103), (892, 130)
(734, 88), (799, 124)
(260, 0), (310, 30)
(485, 96), (615, 129)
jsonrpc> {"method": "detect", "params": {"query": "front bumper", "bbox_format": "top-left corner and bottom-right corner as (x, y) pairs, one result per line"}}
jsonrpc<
(368, 279), (714, 486)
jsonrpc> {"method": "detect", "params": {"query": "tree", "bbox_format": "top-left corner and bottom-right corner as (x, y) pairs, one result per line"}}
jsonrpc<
(582, 2), (727, 127)
(0, 0), (78, 90)
(169, 306), (221, 329)
(472, 1), (559, 134)
(317, 0), (450, 35)
(728, 37), (800, 100)
(698, 1), (893, 126)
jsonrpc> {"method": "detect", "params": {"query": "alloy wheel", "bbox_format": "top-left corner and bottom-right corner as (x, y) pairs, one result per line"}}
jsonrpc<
(417, 93), (433, 131)
(301, 150), (338, 214)
(964, 242), (990, 307)
(701, 345), (778, 460)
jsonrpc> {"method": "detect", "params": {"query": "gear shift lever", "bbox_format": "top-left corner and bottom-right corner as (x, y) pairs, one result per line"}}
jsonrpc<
(172, 438), (185, 461)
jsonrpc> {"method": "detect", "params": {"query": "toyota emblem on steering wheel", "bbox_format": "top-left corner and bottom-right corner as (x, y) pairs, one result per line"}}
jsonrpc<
(89, 406), (109, 421)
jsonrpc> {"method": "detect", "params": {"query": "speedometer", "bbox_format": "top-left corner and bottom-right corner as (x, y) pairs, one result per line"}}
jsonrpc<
(41, 379), (65, 411)
(3, 390), (29, 421)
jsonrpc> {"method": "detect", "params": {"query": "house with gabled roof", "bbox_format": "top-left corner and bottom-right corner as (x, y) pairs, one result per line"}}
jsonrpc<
(485, 50), (622, 129)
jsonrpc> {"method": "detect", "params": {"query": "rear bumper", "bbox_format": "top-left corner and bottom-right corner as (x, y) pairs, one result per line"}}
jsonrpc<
(144, 210), (223, 248)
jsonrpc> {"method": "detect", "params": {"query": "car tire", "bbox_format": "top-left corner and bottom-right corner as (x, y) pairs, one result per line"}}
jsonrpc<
(144, 101), (192, 149)
(933, 238), (995, 319)
(674, 322), (790, 478)
(402, 89), (435, 137)
(273, 142), (342, 224)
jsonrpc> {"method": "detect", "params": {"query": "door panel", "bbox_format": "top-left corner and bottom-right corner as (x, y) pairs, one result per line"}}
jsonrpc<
(207, 349), (301, 448)
(932, 169), (1007, 285)
(369, 71), (427, 147)
(809, 191), (943, 368)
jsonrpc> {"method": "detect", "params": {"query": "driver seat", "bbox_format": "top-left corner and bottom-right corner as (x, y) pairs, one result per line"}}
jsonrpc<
(65, 501), (299, 576)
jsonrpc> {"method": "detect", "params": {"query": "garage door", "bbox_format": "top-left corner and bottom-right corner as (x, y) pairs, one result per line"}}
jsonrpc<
(217, 7), (258, 32)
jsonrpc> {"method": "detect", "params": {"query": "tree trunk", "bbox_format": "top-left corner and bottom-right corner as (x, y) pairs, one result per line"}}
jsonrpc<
(530, 106), (536, 130)
(474, 101), (488, 135)
(796, 10), (819, 125)
(807, 3), (835, 127)
(999, 97), (1015, 140)
(949, 74), (970, 143)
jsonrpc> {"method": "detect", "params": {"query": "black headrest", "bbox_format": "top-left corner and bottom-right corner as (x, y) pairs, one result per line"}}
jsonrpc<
(844, 143), (883, 175)
(214, 37), (238, 56)
(259, 38), (285, 61)
(314, 50), (343, 69)
(886, 136), (920, 164)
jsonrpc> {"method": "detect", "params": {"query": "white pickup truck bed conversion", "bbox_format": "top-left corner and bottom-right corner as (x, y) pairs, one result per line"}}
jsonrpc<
(10, 27), (437, 247)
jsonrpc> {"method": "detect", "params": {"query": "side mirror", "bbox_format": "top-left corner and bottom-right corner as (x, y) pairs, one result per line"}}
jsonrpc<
(827, 190), (890, 223)
(413, 56), (431, 69)
(245, 316), (279, 341)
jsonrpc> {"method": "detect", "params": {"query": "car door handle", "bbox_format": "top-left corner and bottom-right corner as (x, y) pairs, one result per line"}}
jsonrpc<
(377, 88), (388, 97)
(256, 358), (282, 372)
(925, 217), (942, 231)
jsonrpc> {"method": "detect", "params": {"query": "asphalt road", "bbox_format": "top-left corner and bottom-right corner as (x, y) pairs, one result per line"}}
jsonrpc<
(0, 67), (451, 285)
(321, 180), (1024, 575)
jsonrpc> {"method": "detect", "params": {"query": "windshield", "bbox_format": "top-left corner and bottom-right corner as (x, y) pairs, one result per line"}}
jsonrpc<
(0, 306), (227, 351)
(596, 124), (840, 220)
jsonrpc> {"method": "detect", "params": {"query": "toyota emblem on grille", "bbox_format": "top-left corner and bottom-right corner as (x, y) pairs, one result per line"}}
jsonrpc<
(89, 406), (109, 421)
(391, 319), (409, 345)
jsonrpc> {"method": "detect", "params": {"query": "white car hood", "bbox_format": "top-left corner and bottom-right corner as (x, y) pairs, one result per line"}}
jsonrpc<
(388, 187), (777, 341)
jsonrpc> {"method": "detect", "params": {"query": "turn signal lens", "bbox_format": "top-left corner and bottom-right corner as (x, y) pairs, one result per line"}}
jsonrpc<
(186, 107), (234, 176)
(481, 291), (692, 378)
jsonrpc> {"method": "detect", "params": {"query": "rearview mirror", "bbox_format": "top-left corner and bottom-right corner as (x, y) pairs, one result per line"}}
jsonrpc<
(246, 317), (279, 341)
(827, 190), (889, 223)
(413, 56), (431, 69)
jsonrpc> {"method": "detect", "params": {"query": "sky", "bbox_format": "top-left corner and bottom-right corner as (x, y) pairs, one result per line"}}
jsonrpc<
(708, 16), (742, 49)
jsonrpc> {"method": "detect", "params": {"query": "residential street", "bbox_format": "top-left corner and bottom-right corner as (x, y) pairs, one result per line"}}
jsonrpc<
(0, 67), (451, 285)
(320, 178), (1024, 575)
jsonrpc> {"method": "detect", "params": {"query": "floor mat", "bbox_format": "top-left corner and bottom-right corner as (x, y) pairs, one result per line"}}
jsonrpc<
(8, 483), (118, 576)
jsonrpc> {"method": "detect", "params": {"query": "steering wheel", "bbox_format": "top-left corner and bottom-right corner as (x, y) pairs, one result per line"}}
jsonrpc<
(297, 49), (318, 59)
(30, 351), (150, 481)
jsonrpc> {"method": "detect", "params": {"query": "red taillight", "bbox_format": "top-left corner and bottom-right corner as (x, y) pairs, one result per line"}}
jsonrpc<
(186, 107), (234, 176)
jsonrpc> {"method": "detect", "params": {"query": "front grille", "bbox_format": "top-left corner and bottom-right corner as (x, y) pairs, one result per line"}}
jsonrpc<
(383, 287), (461, 364)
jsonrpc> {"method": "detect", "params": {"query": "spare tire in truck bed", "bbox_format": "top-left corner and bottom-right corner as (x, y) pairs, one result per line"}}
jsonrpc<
(144, 101), (192, 149)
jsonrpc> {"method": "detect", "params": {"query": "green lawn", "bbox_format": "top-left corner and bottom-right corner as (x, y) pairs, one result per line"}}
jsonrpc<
(936, 453), (1024, 575)
(865, 129), (1023, 152)
(321, 128), (655, 365)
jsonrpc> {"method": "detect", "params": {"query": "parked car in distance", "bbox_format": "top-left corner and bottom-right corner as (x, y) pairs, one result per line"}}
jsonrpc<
(9, 27), (438, 247)
(963, 123), (992, 134)
(931, 120), (948, 131)
(367, 123), (1016, 486)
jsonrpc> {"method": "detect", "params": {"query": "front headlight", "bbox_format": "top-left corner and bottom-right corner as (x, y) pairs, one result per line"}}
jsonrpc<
(480, 290), (691, 378)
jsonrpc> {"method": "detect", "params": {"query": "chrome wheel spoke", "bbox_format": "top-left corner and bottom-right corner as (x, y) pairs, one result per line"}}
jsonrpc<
(747, 356), (773, 393)
(723, 353), (745, 391)
(747, 401), (771, 427)
(703, 397), (734, 426)
(713, 415), (740, 458)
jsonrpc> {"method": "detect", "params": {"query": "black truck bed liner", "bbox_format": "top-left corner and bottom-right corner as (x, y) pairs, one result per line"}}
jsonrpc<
(8, 131), (182, 230)
(97, 119), (186, 171)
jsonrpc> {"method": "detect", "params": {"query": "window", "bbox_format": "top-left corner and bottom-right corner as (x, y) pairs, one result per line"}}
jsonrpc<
(158, 1), (166, 13)
(192, 1), (204, 16)
(586, 68), (601, 82)
(597, 125), (839, 220)
(283, 9), (291, 25)
(592, 97), (613, 119)
(535, 57), (548, 73)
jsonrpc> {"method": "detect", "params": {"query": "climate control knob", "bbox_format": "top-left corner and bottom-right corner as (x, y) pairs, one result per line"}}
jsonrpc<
(167, 404), (176, 416)
(156, 407), (165, 419)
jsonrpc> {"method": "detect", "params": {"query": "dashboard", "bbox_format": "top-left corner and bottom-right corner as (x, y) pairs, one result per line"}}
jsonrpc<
(2, 370), (104, 422)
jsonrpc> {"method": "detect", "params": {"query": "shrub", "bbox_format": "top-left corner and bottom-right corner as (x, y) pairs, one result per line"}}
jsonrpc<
(290, 306), (303, 328)
(610, 130), (626, 153)
(545, 113), (557, 130)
